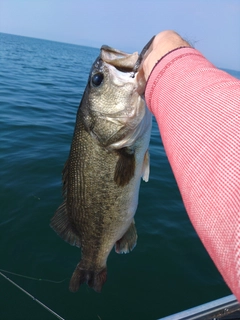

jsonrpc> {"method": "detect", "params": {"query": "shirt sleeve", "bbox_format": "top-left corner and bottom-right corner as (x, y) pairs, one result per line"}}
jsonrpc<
(145, 47), (240, 300)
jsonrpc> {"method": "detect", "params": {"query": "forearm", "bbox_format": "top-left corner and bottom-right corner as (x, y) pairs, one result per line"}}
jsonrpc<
(145, 47), (240, 299)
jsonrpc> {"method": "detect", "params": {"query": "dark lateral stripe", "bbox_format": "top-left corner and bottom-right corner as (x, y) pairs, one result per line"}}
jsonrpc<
(114, 148), (135, 187)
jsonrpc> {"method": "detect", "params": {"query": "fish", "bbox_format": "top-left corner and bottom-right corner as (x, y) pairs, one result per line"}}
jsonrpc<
(50, 37), (155, 293)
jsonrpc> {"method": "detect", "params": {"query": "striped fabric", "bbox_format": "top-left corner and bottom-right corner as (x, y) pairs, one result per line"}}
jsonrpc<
(145, 48), (240, 299)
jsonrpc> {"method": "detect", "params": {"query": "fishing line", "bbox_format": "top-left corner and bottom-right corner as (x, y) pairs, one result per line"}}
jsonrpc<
(0, 268), (68, 283)
(0, 270), (66, 320)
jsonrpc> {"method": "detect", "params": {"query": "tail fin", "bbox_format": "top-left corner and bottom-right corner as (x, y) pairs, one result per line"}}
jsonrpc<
(69, 263), (107, 293)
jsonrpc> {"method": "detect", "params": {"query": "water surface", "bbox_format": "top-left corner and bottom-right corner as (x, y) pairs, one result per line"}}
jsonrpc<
(1, 33), (237, 320)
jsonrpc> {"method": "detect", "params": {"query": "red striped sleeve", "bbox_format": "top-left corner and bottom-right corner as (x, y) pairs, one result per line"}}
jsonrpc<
(145, 47), (240, 299)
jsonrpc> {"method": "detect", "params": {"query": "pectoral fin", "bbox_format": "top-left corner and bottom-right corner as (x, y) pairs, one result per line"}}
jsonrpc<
(142, 150), (150, 182)
(115, 220), (138, 254)
(114, 147), (135, 187)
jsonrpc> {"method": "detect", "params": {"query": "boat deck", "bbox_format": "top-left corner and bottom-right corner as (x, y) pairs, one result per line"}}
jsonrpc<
(158, 295), (240, 320)
(219, 310), (240, 320)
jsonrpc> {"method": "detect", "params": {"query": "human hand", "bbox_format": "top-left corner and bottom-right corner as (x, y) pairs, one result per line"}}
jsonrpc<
(142, 30), (191, 81)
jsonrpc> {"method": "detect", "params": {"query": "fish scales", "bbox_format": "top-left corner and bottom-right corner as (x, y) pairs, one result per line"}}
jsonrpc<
(68, 113), (144, 266)
(51, 36), (155, 293)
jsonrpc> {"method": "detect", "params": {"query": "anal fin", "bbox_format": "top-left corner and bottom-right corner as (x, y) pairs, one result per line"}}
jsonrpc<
(115, 220), (138, 254)
(50, 202), (81, 248)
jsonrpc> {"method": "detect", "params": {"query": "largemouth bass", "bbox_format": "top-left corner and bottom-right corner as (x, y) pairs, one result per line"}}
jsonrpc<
(51, 37), (154, 293)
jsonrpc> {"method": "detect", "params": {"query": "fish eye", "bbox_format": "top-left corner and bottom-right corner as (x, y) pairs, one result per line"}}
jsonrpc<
(91, 73), (104, 87)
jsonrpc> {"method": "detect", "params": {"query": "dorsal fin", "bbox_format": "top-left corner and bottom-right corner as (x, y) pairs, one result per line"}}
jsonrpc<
(50, 202), (81, 248)
(50, 159), (81, 248)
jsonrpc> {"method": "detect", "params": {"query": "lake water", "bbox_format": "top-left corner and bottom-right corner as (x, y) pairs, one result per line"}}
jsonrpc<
(0, 32), (238, 320)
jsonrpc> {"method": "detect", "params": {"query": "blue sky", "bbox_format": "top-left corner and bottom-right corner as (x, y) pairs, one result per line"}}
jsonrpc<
(1, 0), (240, 70)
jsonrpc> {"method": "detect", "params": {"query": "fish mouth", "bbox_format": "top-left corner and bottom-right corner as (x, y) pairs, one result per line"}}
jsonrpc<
(100, 45), (139, 74)
(89, 48), (137, 88)
(100, 36), (155, 77)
